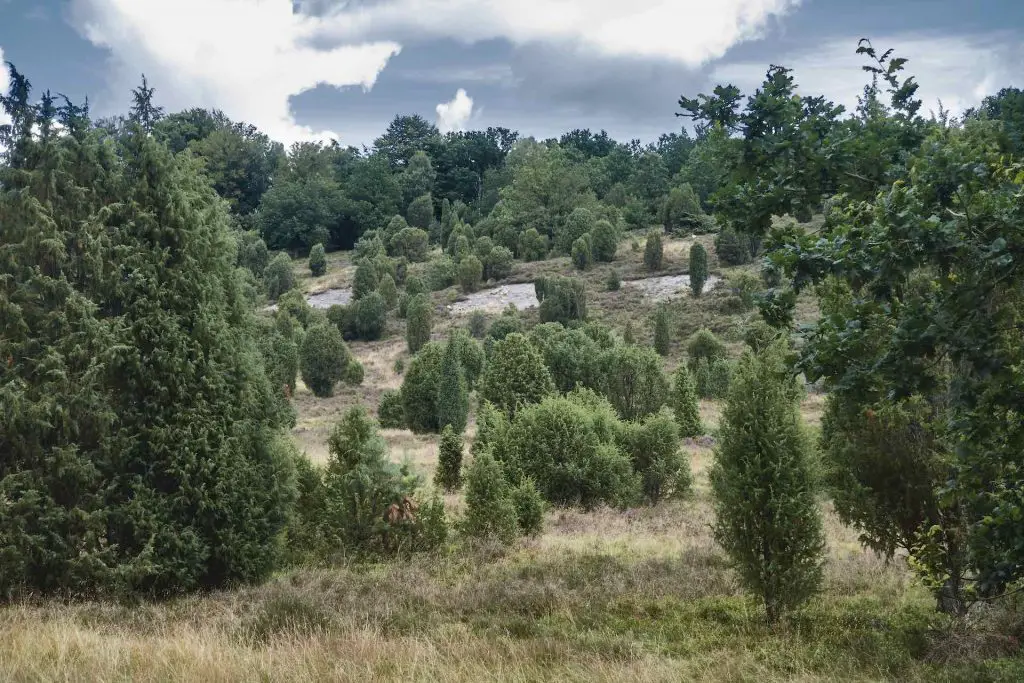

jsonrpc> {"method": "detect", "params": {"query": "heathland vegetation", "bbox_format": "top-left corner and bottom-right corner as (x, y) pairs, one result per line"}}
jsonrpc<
(3, 41), (1024, 680)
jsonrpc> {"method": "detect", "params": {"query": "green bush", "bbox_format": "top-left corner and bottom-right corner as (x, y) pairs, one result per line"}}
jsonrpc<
(711, 345), (824, 623)
(406, 294), (433, 354)
(480, 333), (556, 419)
(308, 243), (327, 277)
(300, 323), (350, 398)
(237, 230), (270, 278)
(400, 342), (444, 434)
(686, 328), (727, 370)
(437, 332), (469, 433)
(484, 245), (514, 281)
(407, 193), (435, 230)
(571, 235), (593, 270)
(393, 357), (405, 375)
(378, 389), (406, 429)
(469, 311), (487, 338)
(694, 357), (732, 399)
(623, 320), (636, 345)
(616, 408), (691, 503)
(727, 270), (762, 312)
(556, 207), (594, 254)
(352, 259), (379, 301)
(744, 319), (781, 353)
(405, 274), (426, 296)
(670, 365), (703, 437)
(457, 254), (484, 293)
(461, 450), (519, 544)
(598, 344), (669, 421)
(320, 407), (445, 556)
(487, 307), (523, 342)
(378, 273), (399, 309)
(500, 392), (640, 508)
(435, 425), (464, 492)
(689, 243), (708, 296)
(450, 329), (485, 389)
(518, 227), (548, 262)
(590, 219), (620, 262)
(472, 400), (510, 460)
(390, 227), (430, 263)
(529, 325), (600, 393)
(661, 183), (710, 235)
(653, 306), (671, 356)
(351, 291), (387, 341)
(344, 359), (365, 386)
(511, 479), (546, 536)
(606, 269), (621, 291)
(536, 275), (587, 325)
(644, 231), (664, 271)
(265, 252), (296, 300)
(426, 255), (457, 291)
(715, 227), (753, 266)
(383, 215), (409, 246)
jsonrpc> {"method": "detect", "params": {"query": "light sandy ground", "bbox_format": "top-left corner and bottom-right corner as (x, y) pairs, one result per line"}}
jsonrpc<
(447, 283), (539, 315)
(624, 274), (722, 302)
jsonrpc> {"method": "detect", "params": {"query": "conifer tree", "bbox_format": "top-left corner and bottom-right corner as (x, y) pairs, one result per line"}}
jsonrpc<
(352, 259), (379, 300)
(689, 243), (708, 296)
(644, 230), (664, 271)
(435, 425), (464, 492)
(301, 323), (350, 397)
(462, 450), (519, 544)
(480, 333), (555, 419)
(437, 332), (469, 433)
(670, 365), (703, 437)
(654, 305), (671, 356)
(406, 293), (433, 353)
(308, 243), (327, 277)
(623, 320), (636, 345)
(710, 344), (825, 623)
(378, 272), (399, 309)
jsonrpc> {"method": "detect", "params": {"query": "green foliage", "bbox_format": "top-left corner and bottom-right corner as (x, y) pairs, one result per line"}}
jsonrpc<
(300, 323), (350, 398)
(623, 320), (636, 345)
(351, 291), (388, 341)
(590, 219), (620, 262)
(377, 390), (406, 429)
(277, 289), (316, 329)
(461, 450), (519, 544)
(437, 333), (470, 433)
(661, 183), (709, 235)
(686, 328), (727, 370)
(469, 311), (488, 338)
(616, 408), (691, 503)
(598, 344), (670, 421)
(378, 273), (399, 309)
(257, 174), (344, 251)
(308, 243), (327, 277)
(694, 357), (732, 399)
(725, 271), (762, 312)
(435, 426), (464, 492)
(653, 306), (671, 356)
(517, 227), (548, 261)
(407, 193), (435, 230)
(487, 307), (523, 342)
(236, 231), (270, 278)
(606, 269), (621, 291)
(426, 255), (457, 291)
(400, 342), (445, 434)
(405, 294), (433, 354)
(744, 319), (781, 353)
(352, 259), (379, 301)
(536, 275), (587, 325)
(457, 254), (484, 293)
(529, 324), (600, 393)
(319, 407), (442, 556)
(571, 235), (592, 271)
(510, 479), (546, 536)
(484, 245), (514, 281)
(405, 274), (426, 296)
(480, 333), (556, 419)
(689, 243), (708, 296)
(557, 207), (595, 254)
(390, 227), (430, 263)
(343, 358), (365, 386)
(644, 231), (664, 271)
(265, 252), (296, 300)
(714, 228), (753, 266)
(0, 113), (295, 597)
(499, 392), (640, 508)
(472, 400), (510, 460)
(450, 329), (485, 390)
(711, 345), (825, 623)
(670, 366), (703, 437)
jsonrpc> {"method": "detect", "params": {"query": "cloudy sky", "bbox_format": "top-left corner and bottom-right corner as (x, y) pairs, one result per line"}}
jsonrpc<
(1, 0), (1022, 147)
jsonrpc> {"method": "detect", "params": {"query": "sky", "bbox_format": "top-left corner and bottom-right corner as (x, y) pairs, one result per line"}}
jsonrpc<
(0, 0), (1022, 147)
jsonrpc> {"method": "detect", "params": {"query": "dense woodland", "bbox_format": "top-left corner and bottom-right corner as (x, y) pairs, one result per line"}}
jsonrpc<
(3, 39), (1024, 679)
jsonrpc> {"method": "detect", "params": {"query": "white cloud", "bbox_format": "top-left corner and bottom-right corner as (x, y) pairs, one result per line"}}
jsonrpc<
(436, 88), (475, 133)
(712, 33), (1024, 117)
(69, 0), (402, 145)
(313, 0), (802, 66)
(0, 46), (10, 128)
